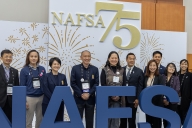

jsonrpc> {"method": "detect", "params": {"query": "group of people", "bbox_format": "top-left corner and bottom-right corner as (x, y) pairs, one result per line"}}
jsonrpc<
(0, 49), (191, 128)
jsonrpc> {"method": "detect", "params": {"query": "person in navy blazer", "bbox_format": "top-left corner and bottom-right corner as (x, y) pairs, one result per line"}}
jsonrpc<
(42, 57), (68, 121)
(71, 50), (99, 128)
(144, 51), (166, 75)
(119, 53), (144, 128)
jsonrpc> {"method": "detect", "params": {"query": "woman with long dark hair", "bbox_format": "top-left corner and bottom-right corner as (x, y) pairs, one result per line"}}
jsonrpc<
(20, 50), (46, 128)
(177, 59), (192, 125)
(163, 62), (180, 127)
(144, 59), (165, 128)
(100, 51), (126, 128)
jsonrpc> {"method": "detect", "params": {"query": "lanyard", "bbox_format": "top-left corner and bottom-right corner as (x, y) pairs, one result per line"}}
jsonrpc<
(5, 68), (14, 85)
(29, 66), (40, 78)
(81, 64), (90, 81)
(166, 76), (174, 86)
(109, 66), (121, 76)
(149, 76), (155, 86)
(178, 72), (186, 87)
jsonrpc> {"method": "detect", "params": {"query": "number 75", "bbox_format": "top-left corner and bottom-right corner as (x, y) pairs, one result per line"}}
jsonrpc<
(95, 2), (141, 50)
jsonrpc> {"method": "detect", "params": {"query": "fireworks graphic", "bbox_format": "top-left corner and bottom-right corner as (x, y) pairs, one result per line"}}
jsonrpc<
(45, 25), (100, 79)
(31, 23), (39, 31)
(7, 35), (20, 43)
(44, 25), (100, 121)
(5, 22), (48, 71)
(140, 33), (164, 70)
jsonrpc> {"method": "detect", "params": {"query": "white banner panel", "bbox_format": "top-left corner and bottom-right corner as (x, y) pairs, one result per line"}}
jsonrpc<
(0, 21), (48, 71)
(0, 20), (187, 127)
(140, 30), (187, 71)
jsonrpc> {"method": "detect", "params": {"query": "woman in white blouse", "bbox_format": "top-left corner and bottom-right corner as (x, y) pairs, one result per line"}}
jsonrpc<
(144, 59), (165, 128)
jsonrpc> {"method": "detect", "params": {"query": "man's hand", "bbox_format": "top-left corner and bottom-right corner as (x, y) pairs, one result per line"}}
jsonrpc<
(81, 93), (90, 100)
(133, 99), (139, 108)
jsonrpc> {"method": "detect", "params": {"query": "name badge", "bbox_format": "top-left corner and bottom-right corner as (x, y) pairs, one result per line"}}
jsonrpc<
(32, 77), (40, 89)
(7, 84), (13, 95)
(82, 81), (90, 93)
(61, 80), (64, 85)
(113, 76), (119, 83)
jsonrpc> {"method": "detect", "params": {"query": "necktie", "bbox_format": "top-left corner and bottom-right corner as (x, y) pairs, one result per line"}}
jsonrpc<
(5, 67), (9, 82)
(127, 67), (131, 80)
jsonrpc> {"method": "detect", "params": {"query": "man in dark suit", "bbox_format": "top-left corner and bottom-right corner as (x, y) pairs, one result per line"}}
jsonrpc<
(120, 53), (144, 128)
(71, 50), (99, 128)
(0, 49), (19, 123)
(144, 51), (166, 75)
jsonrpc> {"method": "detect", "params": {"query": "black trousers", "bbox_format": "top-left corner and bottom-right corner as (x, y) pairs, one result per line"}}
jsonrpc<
(2, 98), (12, 123)
(163, 103), (177, 127)
(119, 102), (137, 128)
(42, 101), (64, 121)
(146, 114), (161, 128)
(177, 105), (188, 125)
(77, 102), (95, 128)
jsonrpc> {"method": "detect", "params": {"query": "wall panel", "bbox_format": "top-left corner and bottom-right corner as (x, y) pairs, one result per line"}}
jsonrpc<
(157, 0), (183, 5)
(118, 0), (156, 30)
(156, 3), (185, 31)
(187, 54), (192, 72)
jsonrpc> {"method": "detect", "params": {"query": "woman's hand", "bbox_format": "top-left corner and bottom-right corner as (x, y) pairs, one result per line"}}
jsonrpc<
(111, 96), (120, 101)
(163, 99), (169, 106)
(26, 102), (29, 109)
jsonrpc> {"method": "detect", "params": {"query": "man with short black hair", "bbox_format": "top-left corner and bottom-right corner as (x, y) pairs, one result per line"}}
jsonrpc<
(0, 49), (19, 123)
(71, 50), (99, 128)
(120, 53), (144, 128)
(144, 51), (165, 75)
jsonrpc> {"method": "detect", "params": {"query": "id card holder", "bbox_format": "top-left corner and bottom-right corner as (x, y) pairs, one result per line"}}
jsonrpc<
(32, 77), (40, 89)
(7, 84), (13, 95)
(178, 97), (181, 105)
(126, 81), (128, 86)
(113, 76), (119, 83)
(82, 80), (90, 93)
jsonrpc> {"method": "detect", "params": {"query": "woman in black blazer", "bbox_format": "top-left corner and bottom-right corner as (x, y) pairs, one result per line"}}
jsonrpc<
(42, 57), (68, 121)
(163, 62), (180, 127)
(144, 59), (165, 128)
(177, 59), (192, 125)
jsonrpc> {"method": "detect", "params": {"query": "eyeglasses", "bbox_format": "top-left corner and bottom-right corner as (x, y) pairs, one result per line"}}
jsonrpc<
(168, 66), (175, 69)
(4, 56), (13, 59)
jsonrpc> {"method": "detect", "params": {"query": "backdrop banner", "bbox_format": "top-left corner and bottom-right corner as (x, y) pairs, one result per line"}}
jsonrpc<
(0, 18), (187, 127)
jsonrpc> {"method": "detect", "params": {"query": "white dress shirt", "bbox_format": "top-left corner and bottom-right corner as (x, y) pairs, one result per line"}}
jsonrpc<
(126, 65), (134, 76)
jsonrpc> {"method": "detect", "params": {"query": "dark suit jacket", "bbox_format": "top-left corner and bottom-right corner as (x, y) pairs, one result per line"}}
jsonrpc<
(144, 75), (165, 106)
(124, 66), (144, 103)
(42, 72), (68, 104)
(70, 64), (99, 105)
(0, 64), (19, 107)
(164, 75), (180, 93)
(178, 72), (192, 111)
(144, 64), (166, 75)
